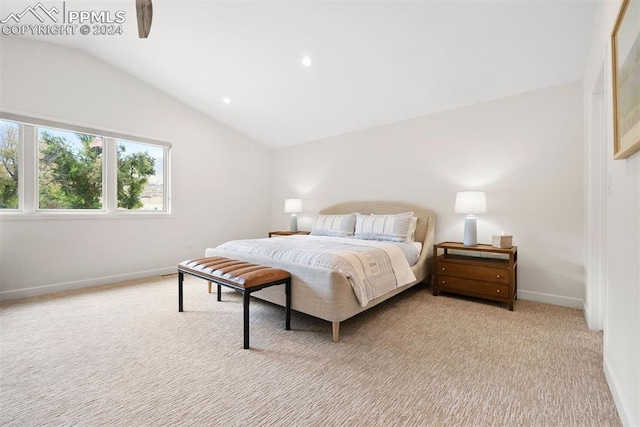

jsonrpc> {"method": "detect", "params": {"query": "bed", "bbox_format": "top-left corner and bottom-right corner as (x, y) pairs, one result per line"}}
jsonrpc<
(205, 201), (436, 342)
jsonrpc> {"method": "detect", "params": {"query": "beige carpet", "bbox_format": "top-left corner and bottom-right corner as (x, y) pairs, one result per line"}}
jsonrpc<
(0, 275), (620, 426)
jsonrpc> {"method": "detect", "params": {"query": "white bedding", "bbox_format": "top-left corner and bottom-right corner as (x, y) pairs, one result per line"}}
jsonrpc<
(212, 235), (417, 307)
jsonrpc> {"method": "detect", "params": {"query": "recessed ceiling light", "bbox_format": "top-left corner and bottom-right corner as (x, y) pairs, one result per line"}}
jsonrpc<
(223, 97), (231, 104)
(301, 56), (312, 67)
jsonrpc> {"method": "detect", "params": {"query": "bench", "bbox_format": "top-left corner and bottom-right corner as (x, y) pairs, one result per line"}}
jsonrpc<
(178, 256), (291, 349)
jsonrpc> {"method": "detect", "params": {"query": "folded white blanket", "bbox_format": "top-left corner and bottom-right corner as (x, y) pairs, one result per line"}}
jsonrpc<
(214, 235), (416, 306)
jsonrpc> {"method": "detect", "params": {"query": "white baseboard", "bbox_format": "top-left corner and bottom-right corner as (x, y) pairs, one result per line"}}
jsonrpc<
(0, 267), (176, 301)
(517, 289), (583, 309)
(604, 356), (635, 427)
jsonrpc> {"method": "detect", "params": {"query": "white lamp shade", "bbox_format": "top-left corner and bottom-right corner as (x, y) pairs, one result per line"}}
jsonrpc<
(454, 191), (487, 214)
(284, 198), (302, 213)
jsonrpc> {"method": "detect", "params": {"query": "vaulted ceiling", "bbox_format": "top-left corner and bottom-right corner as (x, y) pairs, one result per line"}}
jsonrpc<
(1, 0), (597, 148)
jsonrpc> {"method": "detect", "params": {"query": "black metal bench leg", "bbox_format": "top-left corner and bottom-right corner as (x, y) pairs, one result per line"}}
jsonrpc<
(243, 291), (250, 349)
(217, 283), (222, 302)
(285, 279), (291, 330)
(178, 272), (184, 312)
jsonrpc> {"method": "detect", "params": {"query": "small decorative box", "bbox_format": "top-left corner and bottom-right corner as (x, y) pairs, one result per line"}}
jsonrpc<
(492, 235), (513, 248)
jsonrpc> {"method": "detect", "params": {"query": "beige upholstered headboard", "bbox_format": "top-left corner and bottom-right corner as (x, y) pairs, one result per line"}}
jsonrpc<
(319, 201), (436, 283)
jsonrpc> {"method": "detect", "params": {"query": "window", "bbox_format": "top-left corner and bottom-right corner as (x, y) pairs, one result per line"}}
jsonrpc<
(0, 120), (19, 209)
(38, 127), (103, 210)
(117, 140), (165, 211)
(0, 113), (171, 215)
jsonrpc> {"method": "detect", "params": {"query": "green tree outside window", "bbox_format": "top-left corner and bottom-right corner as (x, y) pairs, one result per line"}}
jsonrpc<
(0, 121), (19, 209)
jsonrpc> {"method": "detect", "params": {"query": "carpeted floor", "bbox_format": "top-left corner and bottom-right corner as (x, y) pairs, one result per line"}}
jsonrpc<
(0, 275), (621, 426)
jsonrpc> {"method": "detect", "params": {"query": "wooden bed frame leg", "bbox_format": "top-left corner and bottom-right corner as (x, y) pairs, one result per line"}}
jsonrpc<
(332, 322), (340, 343)
(207, 281), (212, 294)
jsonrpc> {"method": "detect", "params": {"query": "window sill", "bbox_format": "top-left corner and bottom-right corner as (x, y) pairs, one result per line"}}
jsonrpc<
(0, 212), (174, 220)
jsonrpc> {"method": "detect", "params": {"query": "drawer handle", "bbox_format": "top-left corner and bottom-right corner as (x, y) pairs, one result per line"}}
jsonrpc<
(441, 280), (446, 284)
(496, 289), (501, 293)
(496, 274), (501, 278)
(441, 267), (446, 271)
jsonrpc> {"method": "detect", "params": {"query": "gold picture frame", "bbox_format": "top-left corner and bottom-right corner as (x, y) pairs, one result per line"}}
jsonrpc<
(611, 0), (640, 159)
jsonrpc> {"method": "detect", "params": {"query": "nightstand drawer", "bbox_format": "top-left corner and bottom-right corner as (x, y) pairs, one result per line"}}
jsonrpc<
(437, 262), (509, 284)
(437, 275), (509, 300)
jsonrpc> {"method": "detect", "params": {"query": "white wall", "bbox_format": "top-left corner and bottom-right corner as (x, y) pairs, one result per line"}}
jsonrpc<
(272, 81), (585, 308)
(583, 1), (640, 425)
(0, 38), (272, 299)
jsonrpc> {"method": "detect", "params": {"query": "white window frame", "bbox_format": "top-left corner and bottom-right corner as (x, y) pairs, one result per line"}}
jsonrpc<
(0, 112), (172, 217)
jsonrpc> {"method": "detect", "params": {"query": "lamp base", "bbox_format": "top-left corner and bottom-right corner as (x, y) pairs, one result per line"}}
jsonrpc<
(290, 214), (298, 233)
(463, 215), (477, 246)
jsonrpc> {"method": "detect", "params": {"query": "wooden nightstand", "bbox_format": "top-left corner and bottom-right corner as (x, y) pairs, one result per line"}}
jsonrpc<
(268, 231), (310, 238)
(433, 242), (518, 311)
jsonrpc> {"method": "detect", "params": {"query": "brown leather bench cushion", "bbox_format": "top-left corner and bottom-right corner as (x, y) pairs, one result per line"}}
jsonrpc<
(178, 256), (291, 289)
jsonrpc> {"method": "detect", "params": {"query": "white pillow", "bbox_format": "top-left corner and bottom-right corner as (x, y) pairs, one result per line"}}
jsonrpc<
(367, 214), (417, 242)
(354, 212), (414, 242)
(311, 214), (356, 237)
(406, 216), (418, 243)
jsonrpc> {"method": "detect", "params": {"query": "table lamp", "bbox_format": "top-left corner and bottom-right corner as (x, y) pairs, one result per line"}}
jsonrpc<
(284, 198), (302, 232)
(454, 191), (487, 246)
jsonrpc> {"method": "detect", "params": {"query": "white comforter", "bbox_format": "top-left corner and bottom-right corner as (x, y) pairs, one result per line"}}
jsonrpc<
(213, 235), (417, 307)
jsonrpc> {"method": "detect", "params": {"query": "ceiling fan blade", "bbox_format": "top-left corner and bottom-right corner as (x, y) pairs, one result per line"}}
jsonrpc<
(136, 0), (153, 38)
